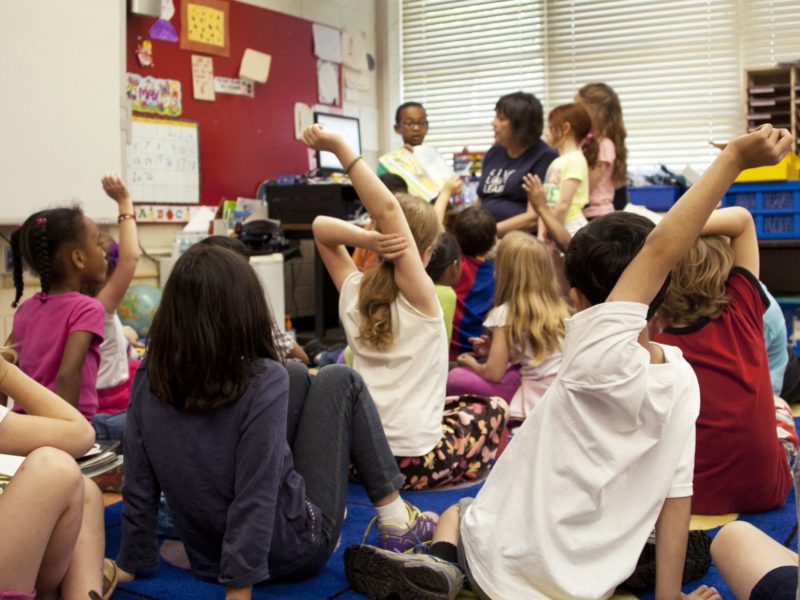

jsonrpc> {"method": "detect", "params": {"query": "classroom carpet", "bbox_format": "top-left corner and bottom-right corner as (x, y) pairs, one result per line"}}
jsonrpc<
(105, 437), (800, 600)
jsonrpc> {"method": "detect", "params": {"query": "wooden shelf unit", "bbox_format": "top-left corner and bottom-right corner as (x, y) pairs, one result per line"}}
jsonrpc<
(746, 67), (800, 152)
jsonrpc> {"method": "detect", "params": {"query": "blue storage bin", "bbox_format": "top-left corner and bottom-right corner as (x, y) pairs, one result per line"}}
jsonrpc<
(722, 181), (800, 240)
(627, 185), (681, 211)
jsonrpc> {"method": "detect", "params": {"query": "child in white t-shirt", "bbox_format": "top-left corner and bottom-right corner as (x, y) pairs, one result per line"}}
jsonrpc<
(343, 125), (793, 600)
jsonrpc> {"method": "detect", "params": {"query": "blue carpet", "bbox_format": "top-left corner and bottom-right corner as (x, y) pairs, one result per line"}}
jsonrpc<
(106, 458), (800, 599)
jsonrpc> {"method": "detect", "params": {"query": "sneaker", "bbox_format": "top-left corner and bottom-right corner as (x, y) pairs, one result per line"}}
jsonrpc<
(374, 502), (439, 553)
(344, 544), (464, 600)
(101, 558), (118, 600)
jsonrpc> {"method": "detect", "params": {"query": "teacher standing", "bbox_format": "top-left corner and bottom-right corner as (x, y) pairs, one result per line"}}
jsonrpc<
(477, 92), (557, 236)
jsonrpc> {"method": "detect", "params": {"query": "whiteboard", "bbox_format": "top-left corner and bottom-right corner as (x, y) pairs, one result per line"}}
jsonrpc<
(127, 117), (200, 204)
(0, 0), (125, 224)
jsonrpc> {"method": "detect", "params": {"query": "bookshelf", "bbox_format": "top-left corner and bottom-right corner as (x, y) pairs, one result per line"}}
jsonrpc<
(746, 67), (800, 152)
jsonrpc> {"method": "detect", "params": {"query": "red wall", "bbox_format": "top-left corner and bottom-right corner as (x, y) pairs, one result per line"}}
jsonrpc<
(127, 1), (324, 205)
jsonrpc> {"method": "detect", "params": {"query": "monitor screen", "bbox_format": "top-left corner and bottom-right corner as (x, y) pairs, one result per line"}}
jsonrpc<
(314, 112), (362, 173)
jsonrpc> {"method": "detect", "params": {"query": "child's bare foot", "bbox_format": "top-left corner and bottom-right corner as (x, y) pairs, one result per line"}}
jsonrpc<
(683, 584), (721, 600)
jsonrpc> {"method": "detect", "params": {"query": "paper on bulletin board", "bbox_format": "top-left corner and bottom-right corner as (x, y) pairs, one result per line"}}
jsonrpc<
(214, 76), (254, 97)
(343, 66), (369, 91)
(312, 23), (342, 63)
(361, 106), (379, 151)
(127, 73), (182, 116)
(239, 49), (271, 84)
(294, 102), (313, 139)
(317, 60), (339, 105)
(342, 29), (368, 71)
(191, 55), (215, 101)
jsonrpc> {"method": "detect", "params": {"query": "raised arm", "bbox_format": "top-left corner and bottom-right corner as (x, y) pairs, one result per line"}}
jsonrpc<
(523, 174), (571, 253)
(302, 125), (439, 316)
(433, 176), (463, 228)
(608, 125), (792, 306)
(700, 206), (759, 277)
(96, 174), (140, 314)
(0, 352), (95, 457)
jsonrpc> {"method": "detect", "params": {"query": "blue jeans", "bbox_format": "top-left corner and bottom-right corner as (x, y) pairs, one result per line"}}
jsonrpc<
(281, 361), (404, 580)
(92, 410), (127, 446)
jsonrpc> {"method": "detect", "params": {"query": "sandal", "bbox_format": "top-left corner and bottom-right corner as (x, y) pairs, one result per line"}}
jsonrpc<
(102, 558), (118, 600)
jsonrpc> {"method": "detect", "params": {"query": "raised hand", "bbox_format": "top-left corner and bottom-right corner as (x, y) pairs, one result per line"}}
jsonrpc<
(725, 124), (793, 171)
(522, 173), (547, 213)
(101, 173), (130, 204)
(301, 124), (344, 154)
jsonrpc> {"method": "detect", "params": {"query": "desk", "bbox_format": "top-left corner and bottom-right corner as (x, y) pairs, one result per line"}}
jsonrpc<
(266, 184), (362, 340)
(759, 239), (800, 294)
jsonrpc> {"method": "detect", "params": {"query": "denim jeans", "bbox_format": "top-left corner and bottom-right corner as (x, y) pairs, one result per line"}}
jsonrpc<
(282, 361), (405, 579)
(92, 410), (127, 446)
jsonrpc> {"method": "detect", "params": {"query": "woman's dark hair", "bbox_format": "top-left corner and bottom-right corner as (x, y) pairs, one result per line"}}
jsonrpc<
(395, 101), (425, 125)
(198, 235), (250, 259)
(564, 212), (669, 320)
(548, 103), (599, 168)
(495, 92), (545, 148)
(10, 207), (86, 307)
(425, 232), (461, 283)
(146, 244), (279, 414)
(378, 173), (409, 194)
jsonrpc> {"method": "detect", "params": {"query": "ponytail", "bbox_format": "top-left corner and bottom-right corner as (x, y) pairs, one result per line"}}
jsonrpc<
(357, 263), (399, 350)
(28, 218), (52, 301)
(10, 228), (24, 308)
(581, 133), (599, 169)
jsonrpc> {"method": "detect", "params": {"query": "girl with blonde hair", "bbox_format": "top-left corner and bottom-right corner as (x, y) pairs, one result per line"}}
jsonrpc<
(307, 125), (507, 490)
(448, 231), (570, 422)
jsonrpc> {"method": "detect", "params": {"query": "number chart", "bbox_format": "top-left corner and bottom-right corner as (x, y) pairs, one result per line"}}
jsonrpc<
(127, 117), (200, 204)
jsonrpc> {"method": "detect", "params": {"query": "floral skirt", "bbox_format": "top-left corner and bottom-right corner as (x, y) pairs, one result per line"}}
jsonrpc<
(396, 395), (508, 490)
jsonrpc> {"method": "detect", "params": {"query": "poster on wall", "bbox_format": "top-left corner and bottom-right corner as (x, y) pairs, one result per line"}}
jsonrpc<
(191, 55), (215, 101)
(126, 73), (182, 117)
(317, 59), (339, 105)
(181, 0), (230, 57)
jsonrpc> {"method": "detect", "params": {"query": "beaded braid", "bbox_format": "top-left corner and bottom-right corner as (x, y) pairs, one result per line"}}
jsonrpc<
(28, 218), (52, 302)
(9, 227), (24, 308)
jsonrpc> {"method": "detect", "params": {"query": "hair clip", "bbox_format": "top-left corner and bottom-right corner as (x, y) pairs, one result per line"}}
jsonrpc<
(585, 132), (593, 140)
(15, 224), (22, 229)
(38, 292), (48, 303)
(35, 217), (47, 225)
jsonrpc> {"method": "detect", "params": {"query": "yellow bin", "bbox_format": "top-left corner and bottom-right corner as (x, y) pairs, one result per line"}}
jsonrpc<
(736, 152), (799, 182)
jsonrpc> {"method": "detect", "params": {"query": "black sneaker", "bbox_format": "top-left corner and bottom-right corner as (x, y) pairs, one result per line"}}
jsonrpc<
(344, 544), (464, 600)
(619, 530), (711, 593)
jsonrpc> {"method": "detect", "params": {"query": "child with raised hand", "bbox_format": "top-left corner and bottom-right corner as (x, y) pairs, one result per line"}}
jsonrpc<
(306, 125), (507, 490)
(93, 174), (140, 419)
(576, 82), (629, 217)
(9, 204), (109, 420)
(654, 206), (797, 515)
(343, 124), (792, 600)
(539, 102), (597, 239)
(115, 244), (437, 598)
(447, 231), (569, 416)
(0, 347), (114, 600)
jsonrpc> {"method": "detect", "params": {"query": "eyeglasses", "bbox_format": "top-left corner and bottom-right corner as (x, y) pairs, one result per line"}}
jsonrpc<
(400, 120), (429, 129)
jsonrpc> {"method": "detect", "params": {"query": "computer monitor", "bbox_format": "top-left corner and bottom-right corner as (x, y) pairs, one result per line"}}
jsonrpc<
(314, 112), (362, 174)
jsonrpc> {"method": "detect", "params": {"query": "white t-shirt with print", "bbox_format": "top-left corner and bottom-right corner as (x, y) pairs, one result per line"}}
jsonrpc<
(461, 301), (699, 600)
(339, 271), (448, 457)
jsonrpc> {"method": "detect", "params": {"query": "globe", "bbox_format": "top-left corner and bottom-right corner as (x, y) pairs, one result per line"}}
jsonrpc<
(118, 284), (162, 338)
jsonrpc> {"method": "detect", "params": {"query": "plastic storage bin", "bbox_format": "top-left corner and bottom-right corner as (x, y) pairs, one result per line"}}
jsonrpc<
(735, 153), (799, 183)
(722, 181), (800, 240)
(627, 185), (682, 211)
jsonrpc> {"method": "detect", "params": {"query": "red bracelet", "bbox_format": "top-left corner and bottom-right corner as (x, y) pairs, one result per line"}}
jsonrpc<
(118, 213), (136, 223)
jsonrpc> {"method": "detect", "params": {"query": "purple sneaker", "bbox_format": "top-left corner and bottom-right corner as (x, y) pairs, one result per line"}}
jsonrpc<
(376, 502), (439, 553)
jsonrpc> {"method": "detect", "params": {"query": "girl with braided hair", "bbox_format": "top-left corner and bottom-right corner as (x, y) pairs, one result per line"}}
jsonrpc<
(6, 194), (111, 421)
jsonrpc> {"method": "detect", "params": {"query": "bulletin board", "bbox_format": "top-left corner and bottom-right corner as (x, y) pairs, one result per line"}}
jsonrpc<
(127, 117), (200, 204)
(127, 0), (326, 207)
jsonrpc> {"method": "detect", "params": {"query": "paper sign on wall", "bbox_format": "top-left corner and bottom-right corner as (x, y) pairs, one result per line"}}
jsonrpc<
(312, 23), (342, 63)
(191, 55), (215, 101)
(239, 49), (271, 83)
(342, 29), (367, 71)
(127, 73), (182, 116)
(294, 102), (313, 139)
(317, 60), (339, 105)
(213, 76), (254, 97)
(344, 66), (368, 91)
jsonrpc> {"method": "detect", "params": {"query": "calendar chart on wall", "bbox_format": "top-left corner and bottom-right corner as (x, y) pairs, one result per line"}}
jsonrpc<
(127, 117), (200, 204)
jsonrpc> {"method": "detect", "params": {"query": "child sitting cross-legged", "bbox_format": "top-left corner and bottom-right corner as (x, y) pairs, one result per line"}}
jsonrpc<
(654, 206), (798, 515)
(307, 126), (508, 491)
(342, 124), (793, 600)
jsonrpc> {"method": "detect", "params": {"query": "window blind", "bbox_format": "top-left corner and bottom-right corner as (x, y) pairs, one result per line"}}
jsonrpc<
(401, 0), (545, 159)
(401, 1), (800, 171)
